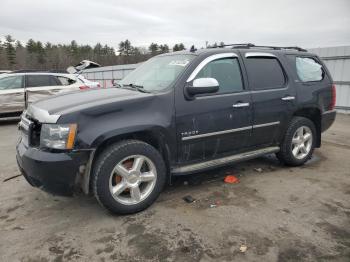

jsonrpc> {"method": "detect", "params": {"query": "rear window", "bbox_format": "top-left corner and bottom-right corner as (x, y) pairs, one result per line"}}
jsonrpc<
(26, 75), (60, 87)
(245, 57), (286, 90)
(296, 57), (324, 82)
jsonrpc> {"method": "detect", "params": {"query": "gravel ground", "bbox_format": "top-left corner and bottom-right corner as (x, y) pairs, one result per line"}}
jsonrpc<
(0, 114), (349, 262)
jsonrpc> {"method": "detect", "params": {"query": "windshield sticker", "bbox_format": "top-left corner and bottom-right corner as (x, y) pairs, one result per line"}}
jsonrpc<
(168, 60), (190, 67)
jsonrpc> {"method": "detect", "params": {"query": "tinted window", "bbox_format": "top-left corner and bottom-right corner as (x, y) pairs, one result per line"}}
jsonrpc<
(26, 75), (59, 87)
(296, 57), (324, 82)
(0, 76), (23, 90)
(195, 58), (243, 94)
(245, 57), (285, 90)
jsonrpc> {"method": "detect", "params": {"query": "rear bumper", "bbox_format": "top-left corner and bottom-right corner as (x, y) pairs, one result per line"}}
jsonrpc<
(321, 109), (336, 133)
(16, 140), (90, 196)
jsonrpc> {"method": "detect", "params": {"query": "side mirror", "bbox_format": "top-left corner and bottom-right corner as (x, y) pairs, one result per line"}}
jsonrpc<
(186, 78), (219, 95)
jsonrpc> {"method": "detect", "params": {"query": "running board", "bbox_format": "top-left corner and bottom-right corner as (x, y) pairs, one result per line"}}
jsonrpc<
(0, 116), (20, 122)
(172, 146), (280, 174)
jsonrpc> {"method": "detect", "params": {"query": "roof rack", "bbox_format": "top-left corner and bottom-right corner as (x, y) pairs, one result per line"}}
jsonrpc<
(8, 69), (67, 74)
(209, 43), (307, 52)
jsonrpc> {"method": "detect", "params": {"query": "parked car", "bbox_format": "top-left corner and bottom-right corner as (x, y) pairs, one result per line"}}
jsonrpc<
(16, 44), (336, 214)
(0, 70), (11, 74)
(0, 72), (100, 120)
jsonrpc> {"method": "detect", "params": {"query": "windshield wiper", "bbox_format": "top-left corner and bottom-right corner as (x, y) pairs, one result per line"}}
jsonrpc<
(122, 83), (150, 93)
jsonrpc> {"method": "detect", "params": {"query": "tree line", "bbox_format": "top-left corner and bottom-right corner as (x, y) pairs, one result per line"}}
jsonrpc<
(0, 35), (187, 71)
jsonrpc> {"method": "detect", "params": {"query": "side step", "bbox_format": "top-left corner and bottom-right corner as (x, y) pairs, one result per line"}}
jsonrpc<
(171, 146), (280, 175)
(0, 116), (21, 122)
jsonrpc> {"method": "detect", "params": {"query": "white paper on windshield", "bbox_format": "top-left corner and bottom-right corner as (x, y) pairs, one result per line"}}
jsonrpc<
(168, 60), (190, 67)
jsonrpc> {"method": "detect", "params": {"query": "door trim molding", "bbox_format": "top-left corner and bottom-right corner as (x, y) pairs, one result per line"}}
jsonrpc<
(181, 121), (280, 141)
(252, 121), (280, 128)
(182, 126), (251, 141)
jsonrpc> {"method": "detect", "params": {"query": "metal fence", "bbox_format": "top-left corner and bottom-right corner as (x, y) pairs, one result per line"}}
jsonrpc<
(83, 63), (139, 88)
(83, 46), (350, 113)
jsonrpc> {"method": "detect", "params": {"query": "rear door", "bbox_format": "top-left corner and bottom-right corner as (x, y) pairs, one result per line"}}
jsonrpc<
(176, 53), (253, 163)
(0, 75), (25, 116)
(287, 55), (333, 111)
(25, 74), (63, 105)
(242, 52), (297, 147)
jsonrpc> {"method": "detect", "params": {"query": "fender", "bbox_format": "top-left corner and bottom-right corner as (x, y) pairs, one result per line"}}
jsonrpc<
(91, 124), (175, 150)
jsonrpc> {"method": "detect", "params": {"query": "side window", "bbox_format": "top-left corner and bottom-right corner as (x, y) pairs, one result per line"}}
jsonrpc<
(50, 76), (62, 86)
(0, 76), (23, 90)
(26, 75), (58, 87)
(57, 76), (76, 86)
(195, 57), (243, 94)
(296, 57), (324, 82)
(245, 57), (286, 90)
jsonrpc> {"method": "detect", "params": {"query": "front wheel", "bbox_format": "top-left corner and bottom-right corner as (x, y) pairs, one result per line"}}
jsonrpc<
(92, 140), (166, 214)
(276, 117), (316, 166)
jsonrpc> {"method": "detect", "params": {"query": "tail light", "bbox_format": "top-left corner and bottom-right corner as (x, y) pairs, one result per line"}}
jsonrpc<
(329, 84), (336, 110)
(79, 85), (89, 90)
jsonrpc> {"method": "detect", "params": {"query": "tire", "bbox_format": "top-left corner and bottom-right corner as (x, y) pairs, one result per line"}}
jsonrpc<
(92, 139), (166, 214)
(276, 117), (316, 166)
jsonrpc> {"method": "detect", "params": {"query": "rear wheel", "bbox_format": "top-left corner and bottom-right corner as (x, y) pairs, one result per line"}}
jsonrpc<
(276, 117), (316, 166)
(93, 140), (166, 214)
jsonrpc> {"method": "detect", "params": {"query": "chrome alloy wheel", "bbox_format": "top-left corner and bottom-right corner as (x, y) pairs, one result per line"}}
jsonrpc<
(291, 126), (313, 160)
(109, 155), (157, 205)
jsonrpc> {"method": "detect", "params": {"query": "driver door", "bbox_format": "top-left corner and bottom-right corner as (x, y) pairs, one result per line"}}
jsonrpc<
(176, 53), (252, 164)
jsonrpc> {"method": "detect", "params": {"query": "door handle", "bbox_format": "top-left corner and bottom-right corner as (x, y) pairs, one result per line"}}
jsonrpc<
(281, 96), (295, 101)
(232, 102), (250, 108)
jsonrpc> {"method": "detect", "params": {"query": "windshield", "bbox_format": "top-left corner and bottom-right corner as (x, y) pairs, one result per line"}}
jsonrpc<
(119, 54), (195, 92)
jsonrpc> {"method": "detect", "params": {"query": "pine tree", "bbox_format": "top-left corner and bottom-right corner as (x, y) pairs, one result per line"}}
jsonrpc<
(36, 41), (46, 67)
(118, 40), (132, 56)
(4, 35), (16, 69)
(159, 44), (169, 53)
(173, 43), (185, 51)
(173, 44), (179, 51)
(26, 39), (36, 53)
(178, 43), (185, 50)
(148, 43), (158, 55)
(15, 40), (23, 49)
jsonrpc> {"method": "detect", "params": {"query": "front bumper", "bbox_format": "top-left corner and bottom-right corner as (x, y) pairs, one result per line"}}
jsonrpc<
(321, 109), (336, 133)
(16, 139), (90, 196)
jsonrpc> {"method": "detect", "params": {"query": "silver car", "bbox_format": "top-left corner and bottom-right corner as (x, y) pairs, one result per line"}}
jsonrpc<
(0, 72), (99, 120)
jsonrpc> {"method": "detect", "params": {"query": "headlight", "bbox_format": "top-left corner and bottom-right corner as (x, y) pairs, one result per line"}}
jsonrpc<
(40, 124), (77, 150)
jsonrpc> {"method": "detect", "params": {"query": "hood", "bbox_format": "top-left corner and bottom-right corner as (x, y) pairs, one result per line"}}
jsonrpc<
(27, 88), (154, 123)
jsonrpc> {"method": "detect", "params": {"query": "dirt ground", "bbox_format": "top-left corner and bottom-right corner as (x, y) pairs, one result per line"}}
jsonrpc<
(0, 114), (349, 262)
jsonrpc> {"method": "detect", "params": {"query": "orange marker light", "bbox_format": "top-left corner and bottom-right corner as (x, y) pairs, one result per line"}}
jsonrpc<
(66, 124), (77, 149)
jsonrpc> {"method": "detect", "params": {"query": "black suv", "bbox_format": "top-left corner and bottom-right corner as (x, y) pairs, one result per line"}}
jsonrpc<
(16, 44), (336, 214)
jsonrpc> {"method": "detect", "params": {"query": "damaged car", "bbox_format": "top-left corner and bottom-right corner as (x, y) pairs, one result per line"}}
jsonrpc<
(0, 72), (99, 120)
(16, 44), (336, 214)
(0, 61), (100, 120)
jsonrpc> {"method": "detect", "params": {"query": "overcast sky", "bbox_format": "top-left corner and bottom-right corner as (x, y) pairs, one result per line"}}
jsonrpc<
(1, 0), (349, 49)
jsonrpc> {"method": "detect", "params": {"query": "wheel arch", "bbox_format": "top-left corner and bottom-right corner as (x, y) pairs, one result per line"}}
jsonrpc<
(86, 128), (172, 194)
(293, 107), (321, 147)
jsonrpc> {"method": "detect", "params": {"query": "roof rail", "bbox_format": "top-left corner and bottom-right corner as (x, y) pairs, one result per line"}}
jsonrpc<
(8, 69), (67, 74)
(208, 43), (307, 52)
(208, 43), (255, 48)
